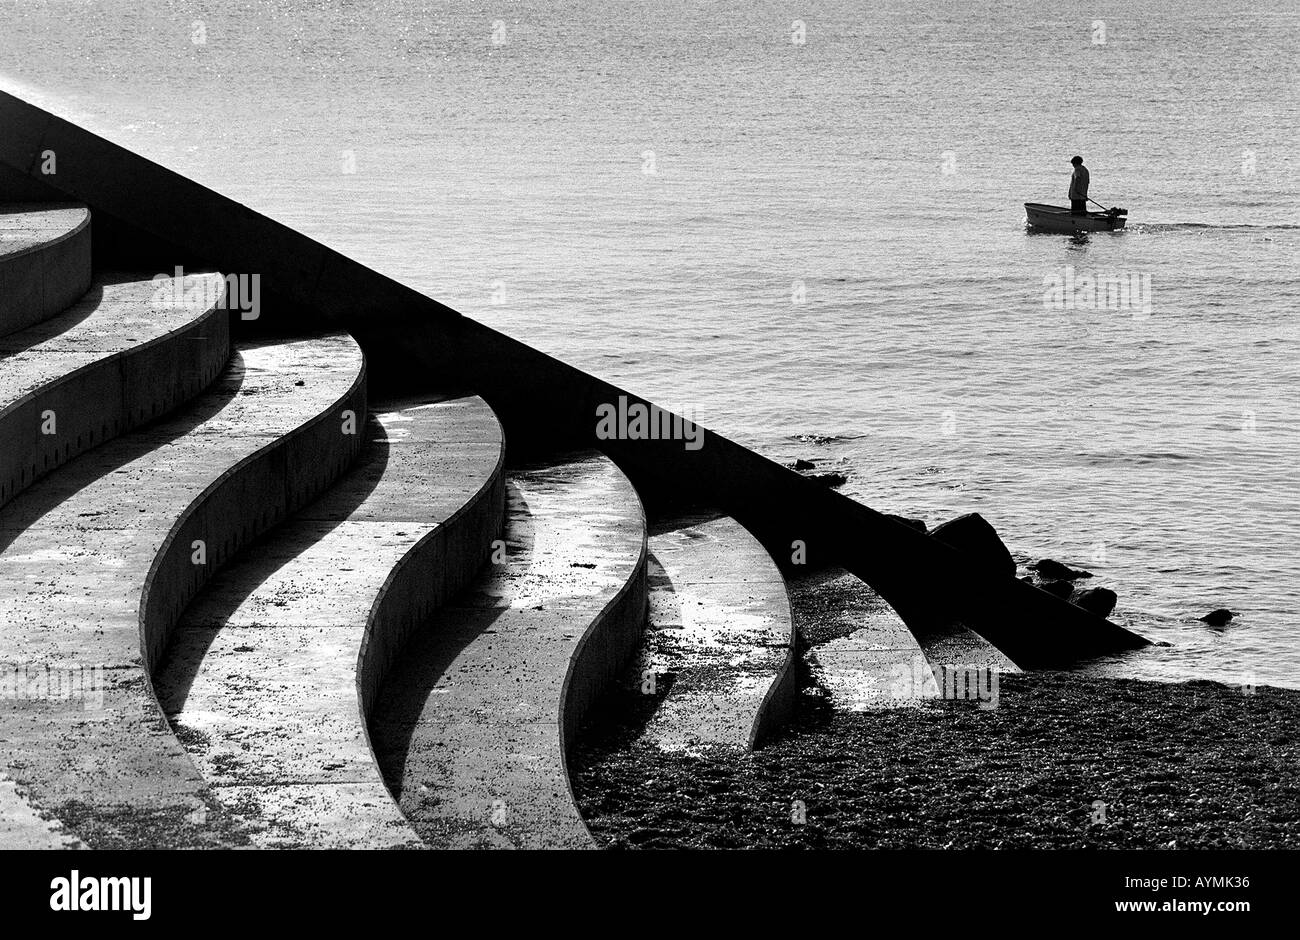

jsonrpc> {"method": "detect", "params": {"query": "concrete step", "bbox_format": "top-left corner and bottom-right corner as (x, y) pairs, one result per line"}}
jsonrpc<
(0, 335), (366, 848)
(634, 515), (798, 752)
(371, 452), (647, 849)
(155, 396), (506, 849)
(0, 270), (230, 514)
(0, 203), (92, 336)
(811, 594), (942, 709)
(808, 574), (1020, 710)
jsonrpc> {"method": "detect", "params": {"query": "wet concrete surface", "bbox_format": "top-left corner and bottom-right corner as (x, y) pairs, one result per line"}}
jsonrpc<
(633, 516), (795, 752)
(371, 451), (646, 849)
(795, 568), (1018, 710)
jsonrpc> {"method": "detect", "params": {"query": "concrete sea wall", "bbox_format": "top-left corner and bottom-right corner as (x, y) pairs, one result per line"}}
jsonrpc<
(0, 89), (1149, 668)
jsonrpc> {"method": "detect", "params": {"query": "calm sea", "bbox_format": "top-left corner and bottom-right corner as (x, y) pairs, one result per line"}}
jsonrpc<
(2, 1), (1297, 688)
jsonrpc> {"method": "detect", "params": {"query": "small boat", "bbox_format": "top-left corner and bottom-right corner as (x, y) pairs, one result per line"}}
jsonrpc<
(1024, 202), (1127, 234)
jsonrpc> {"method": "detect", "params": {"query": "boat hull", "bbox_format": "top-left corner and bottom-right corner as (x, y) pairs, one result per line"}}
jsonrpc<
(1024, 202), (1127, 234)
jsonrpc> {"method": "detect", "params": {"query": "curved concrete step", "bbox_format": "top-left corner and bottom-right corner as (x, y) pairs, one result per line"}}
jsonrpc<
(635, 515), (798, 751)
(371, 451), (647, 849)
(0, 335), (366, 848)
(0, 203), (92, 336)
(155, 396), (505, 849)
(0, 270), (230, 514)
(811, 590), (941, 709)
(808, 574), (1020, 710)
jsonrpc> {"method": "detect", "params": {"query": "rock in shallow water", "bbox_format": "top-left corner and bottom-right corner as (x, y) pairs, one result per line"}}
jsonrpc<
(930, 512), (1015, 579)
(1029, 558), (1093, 581)
(1073, 587), (1118, 617)
(1200, 608), (1234, 627)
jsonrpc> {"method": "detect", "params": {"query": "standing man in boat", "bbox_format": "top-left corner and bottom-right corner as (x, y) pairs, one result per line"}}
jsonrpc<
(1069, 155), (1090, 214)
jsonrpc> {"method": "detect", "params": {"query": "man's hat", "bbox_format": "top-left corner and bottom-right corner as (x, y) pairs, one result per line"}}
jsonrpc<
(1071, 155), (1084, 165)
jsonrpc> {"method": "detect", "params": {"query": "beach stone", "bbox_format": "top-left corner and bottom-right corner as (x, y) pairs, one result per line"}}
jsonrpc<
(1200, 609), (1234, 627)
(1040, 579), (1074, 600)
(1073, 587), (1117, 617)
(793, 459), (816, 470)
(1030, 558), (1093, 581)
(930, 513), (1014, 579)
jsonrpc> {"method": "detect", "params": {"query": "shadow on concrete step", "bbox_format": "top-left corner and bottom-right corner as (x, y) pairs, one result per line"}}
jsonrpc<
(371, 480), (532, 800)
(154, 414), (391, 713)
(0, 348), (244, 555)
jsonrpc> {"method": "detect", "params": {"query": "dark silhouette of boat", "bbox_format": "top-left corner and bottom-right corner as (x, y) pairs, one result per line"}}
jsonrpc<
(1025, 202), (1127, 233)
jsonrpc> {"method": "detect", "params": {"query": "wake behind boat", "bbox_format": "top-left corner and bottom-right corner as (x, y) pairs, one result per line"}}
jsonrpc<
(1025, 202), (1127, 234)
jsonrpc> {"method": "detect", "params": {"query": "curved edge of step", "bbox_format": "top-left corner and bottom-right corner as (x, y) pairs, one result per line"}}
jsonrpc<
(562, 521), (649, 847)
(355, 397), (507, 720)
(370, 451), (647, 849)
(0, 274), (231, 514)
(0, 203), (92, 336)
(639, 515), (797, 752)
(750, 584), (799, 748)
(561, 528), (650, 751)
(139, 337), (369, 675)
(743, 518), (800, 748)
